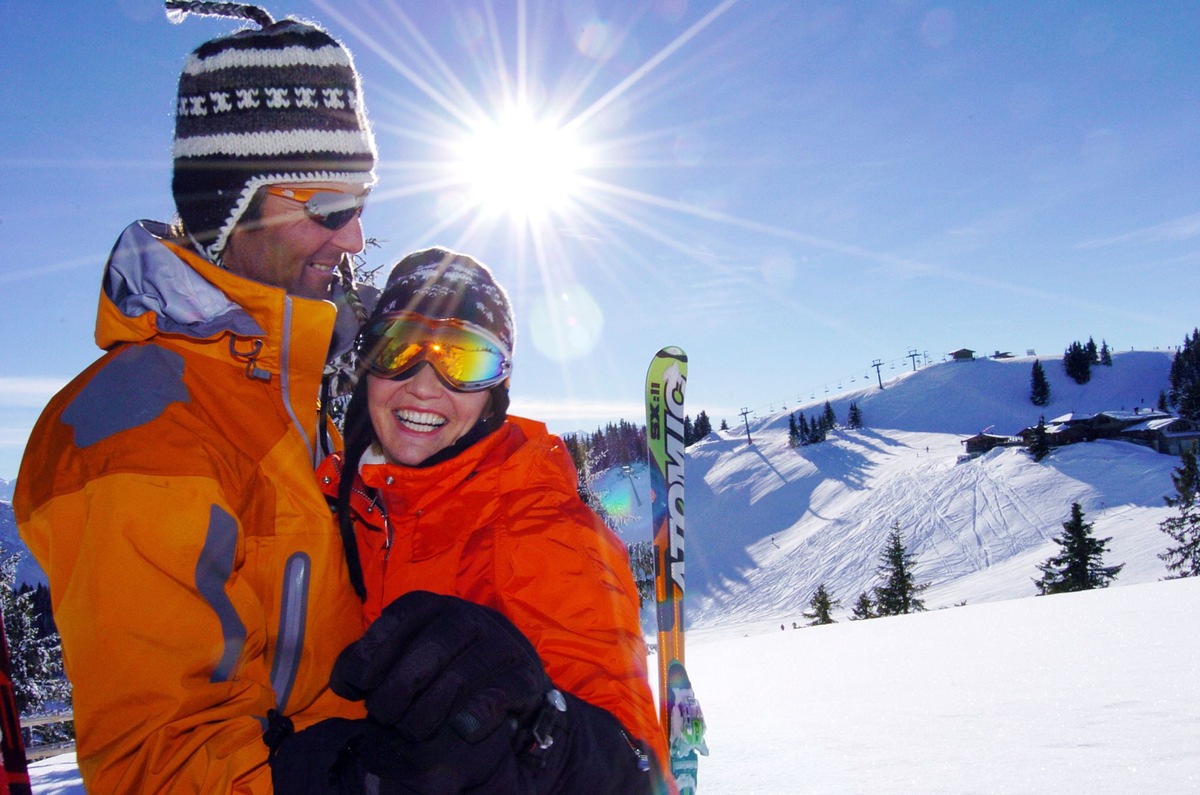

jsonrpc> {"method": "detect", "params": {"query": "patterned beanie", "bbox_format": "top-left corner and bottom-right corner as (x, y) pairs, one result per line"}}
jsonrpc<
(370, 247), (516, 358)
(167, 2), (377, 261)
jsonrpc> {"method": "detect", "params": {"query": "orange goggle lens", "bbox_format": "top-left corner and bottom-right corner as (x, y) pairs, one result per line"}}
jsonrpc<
(360, 312), (511, 392)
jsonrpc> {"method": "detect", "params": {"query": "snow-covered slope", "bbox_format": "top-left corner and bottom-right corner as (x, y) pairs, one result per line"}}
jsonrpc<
(595, 350), (1180, 628)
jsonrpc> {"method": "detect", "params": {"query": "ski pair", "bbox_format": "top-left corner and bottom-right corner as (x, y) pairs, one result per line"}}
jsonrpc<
(645, 347), (707, 794)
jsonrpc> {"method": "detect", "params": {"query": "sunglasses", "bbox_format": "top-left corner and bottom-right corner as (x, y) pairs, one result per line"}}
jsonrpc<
(359, 311), (512, 392)
(264, 186), (367, 231)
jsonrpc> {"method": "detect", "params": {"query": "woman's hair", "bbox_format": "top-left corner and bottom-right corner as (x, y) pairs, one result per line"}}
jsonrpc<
(336, 378), (374, 600)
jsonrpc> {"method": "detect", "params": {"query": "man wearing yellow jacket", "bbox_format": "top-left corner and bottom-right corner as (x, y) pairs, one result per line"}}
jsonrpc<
(15, 4), (377, 791)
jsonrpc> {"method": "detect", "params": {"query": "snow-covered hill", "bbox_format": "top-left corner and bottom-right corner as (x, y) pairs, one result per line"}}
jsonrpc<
(594, 350), (1181, 629)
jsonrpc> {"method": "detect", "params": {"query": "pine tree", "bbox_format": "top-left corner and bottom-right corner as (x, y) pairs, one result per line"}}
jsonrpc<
(787, 414), (800, 448)
(693, 410), (712, 443)
(625, 541), (656, 608)
(1159, 450), (1200, 579)
(0, 546), (72, 747)
(873, 523), (926, 615)
(803, 583), (840, 626)
(807, 412), (825, 443)
(1034, 503), (1124, 595)
(1028, 416), (1051, 462)
(1030, 359), (1050, 406)
(1099, 339), (1112, 366)
(847, 401), (863, 429)
(821, 401), (837, 432)
(850, 591), (875, 621)
(798, 413), (811, 446)
(1063, 340), (1092, 385)
(683, 414), (695, 447)
(1168, 328), (1200, 420)
(1158, 390), (1170, 412)
(720, 418), (729, 431)
(1086, 336), (1099, 363)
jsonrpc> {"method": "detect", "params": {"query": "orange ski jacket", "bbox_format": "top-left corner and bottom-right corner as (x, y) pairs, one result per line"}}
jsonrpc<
(316, 417), (672, 775)
(15, 221), (365, 793)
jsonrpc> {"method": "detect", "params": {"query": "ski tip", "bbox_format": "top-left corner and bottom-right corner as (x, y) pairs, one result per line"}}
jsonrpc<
(655, 346), (687, 360)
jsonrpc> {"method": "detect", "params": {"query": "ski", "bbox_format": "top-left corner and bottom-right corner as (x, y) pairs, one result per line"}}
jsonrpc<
(645, 346), (706, 792)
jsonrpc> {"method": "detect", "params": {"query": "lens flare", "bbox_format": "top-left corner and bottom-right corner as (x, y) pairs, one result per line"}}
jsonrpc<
(529, 284), (605, 362)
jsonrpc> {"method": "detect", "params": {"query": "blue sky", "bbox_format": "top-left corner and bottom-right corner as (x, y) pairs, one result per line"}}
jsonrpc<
(2, 0), (1199, 480)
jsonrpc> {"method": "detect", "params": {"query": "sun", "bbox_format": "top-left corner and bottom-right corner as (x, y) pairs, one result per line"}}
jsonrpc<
(452, 106), (590, 224)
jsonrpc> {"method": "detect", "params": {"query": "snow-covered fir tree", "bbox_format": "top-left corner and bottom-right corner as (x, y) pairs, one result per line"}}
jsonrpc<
(1028, 416), (1051, 462)
(1063, 340), (1092, 385)
(1030, 359), (1050, 406)
(626, 541), (656, 607)
(873, 524), (926, 615)
(1168, 328), (1200, 420)
(803, 583), (840, 626)
(849, 591), (875, 621)
(1034, 503), (1124, 595)
(787, 413), (801, 448)
(0, 546), (72, 747)
(821, 401), (837, 432)
(1159, 450), (1200, 579)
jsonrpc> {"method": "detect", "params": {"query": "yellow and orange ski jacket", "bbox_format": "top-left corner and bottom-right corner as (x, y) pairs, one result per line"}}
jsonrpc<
(15, 221), (365, 793)
(316, 417), (673, 780)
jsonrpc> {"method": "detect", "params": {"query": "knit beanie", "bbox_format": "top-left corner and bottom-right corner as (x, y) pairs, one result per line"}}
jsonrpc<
(168, 2), (377, 261)
(370, 247), (516, 358)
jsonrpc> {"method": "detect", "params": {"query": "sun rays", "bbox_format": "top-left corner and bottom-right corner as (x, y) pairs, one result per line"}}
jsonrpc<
(315, 0), (746, 287)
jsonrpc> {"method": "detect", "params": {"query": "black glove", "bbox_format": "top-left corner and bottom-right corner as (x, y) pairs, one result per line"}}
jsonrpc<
(266, 715), (378, 795)
(329, 591), (665, 794)
(267, 711), (518, 795)
(330, 591), (550, 746)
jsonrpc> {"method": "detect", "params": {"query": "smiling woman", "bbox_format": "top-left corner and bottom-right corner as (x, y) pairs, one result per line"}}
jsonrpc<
(452, 106), (591, 222)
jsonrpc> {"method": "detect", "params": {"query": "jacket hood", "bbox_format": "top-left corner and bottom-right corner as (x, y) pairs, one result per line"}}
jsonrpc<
(99, 221), (264, 349)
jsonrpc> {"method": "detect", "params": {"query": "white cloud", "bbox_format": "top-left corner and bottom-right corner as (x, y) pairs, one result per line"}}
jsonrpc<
(0, 377), (68, 408)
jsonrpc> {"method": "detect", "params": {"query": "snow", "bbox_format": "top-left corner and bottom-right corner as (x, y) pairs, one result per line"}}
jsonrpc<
(26, 351), (1200, 793)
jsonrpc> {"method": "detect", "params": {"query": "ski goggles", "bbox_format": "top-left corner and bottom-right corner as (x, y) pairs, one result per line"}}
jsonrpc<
(264, 186), (367, 231)
(359, 311), (512, 392)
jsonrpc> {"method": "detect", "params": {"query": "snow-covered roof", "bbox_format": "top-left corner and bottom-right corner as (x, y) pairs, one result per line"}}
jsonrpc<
(1048, 412), (1092, 424)
(1123, 417), (1182, 433)
(1096, 409), (1171, 423)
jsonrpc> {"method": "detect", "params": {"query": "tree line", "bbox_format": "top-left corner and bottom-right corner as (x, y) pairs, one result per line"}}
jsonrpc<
(787, 401), (863, 449)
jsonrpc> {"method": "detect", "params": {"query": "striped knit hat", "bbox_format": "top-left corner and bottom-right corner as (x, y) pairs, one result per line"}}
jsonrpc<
(167, 2), (377, 261)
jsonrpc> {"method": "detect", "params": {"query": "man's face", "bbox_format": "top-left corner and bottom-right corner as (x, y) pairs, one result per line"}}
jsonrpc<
(221, 181), (369, 300)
